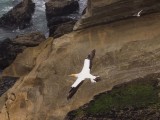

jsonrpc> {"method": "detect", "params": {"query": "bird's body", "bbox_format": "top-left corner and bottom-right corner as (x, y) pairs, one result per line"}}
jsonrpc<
(67, 49), (100, 99)
(71, 59), (97, 88)
(133, 10), (143, 17)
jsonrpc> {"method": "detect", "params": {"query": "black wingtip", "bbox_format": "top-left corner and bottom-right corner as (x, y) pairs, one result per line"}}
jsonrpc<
(94, 77), (101, 82)
(69, 87), (74, 93)
(87, 49), (96, 69)
(67, 81), (84, 100)
(87, 49), (96, 60)
(67, 87), (76, 100)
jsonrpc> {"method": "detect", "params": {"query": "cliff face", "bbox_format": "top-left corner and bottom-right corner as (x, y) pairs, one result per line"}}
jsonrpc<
(45, 0), (79, 37)
(74, 0), (160, 30)
(0, 12), (160, 119)
(0, 32), (46, 70)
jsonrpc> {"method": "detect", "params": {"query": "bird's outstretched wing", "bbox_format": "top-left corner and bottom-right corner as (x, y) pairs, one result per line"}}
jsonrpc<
(67, 49), (96, 100)
(87, 49), (96, 69)
(133, 10), (143, 17)
(80, 49), (96, 72)
(67, 78), (84, 100)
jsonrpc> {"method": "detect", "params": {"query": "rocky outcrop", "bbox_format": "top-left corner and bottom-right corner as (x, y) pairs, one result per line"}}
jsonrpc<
(74, 0), (160, 30)
(12, 32), (46, 47)
(45, 0), (79, 37)
(66, 74), (160, 119)
(0, 32), (45, 70)
(0, 76), (18, 97)
(0, 0), (35, 29)
(0, 12), (160, 119)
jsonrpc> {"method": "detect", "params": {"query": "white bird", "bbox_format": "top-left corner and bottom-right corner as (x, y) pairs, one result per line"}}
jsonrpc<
(67, 49), (100, 100)
(133, 10), (143, 17)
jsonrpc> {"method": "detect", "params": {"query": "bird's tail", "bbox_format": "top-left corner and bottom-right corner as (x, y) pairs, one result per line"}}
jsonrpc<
(94, 76), (101, 82)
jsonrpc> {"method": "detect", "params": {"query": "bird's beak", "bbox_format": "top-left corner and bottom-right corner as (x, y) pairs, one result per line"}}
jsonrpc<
(68, 74), (75, 77)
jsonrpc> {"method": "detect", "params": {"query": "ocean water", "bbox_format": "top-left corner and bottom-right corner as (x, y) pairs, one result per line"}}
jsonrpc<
(0, 0), (87, 41)
(79, 0), (88, 14)
(0, 0), (48, 41)
(0, 0), (18, 15)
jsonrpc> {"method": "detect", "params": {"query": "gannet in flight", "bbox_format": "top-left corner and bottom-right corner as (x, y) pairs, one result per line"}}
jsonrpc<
(67, 49), (100, 100)
(133, 10), (143, 17)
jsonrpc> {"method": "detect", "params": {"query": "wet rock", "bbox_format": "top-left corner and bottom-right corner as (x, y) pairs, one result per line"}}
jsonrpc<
(0, 0), (35, 29)
(48, 17), (77, 38)
(45, 0), (79, 19)
(0, 76), (18, 97)
(0, 32), (45, 70)
(54, 21), (76, 38)
(45, 0), (79, 37)
(12, 32), (46, 47)
(74, 0), (160, 30)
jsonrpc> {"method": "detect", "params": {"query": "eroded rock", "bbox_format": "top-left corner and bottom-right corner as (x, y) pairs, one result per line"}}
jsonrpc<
(0, 32), (45, 70)
(0, 0), (35, 29)
(45, 0), (79, 37)
(0, 77), (18, 97)
(1, 13), (160, 119)
(74, 0), (160, 30)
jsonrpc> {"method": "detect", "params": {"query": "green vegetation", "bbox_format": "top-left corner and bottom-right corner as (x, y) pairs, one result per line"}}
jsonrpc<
(71, 79), (160, 117)
(86, 81), (160, 114)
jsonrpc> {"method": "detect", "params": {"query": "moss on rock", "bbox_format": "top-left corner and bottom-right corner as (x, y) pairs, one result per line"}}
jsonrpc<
(66, 74), (160, 119)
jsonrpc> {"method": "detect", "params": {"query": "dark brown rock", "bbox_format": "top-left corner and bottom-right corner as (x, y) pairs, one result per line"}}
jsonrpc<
(0, 0), (35, 29)
(45, 0), (79, 20)
(54, 21), (76, 38)
(12, 32), (46, 46)
(47, 16), (77, 38)
(0, 76), (18, 97)
(0, 32), (45, 70)
(45, 0), (79, 37)
(66, 107), (160, 120)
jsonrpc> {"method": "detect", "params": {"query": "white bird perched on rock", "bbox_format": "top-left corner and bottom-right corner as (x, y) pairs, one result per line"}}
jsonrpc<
(67, 49), (100, 100)
(133, 10), (143, 17)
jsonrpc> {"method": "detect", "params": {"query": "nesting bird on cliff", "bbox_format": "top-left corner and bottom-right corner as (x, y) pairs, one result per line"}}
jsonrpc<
(67, 49), (100, 100)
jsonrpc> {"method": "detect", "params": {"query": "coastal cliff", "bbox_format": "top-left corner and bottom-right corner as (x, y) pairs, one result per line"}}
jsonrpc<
(0, 0), (160, 120)
(74, 0), (160, 30)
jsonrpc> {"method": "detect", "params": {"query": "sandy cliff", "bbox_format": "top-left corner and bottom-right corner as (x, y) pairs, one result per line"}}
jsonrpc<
(74, 0), (160, 30)
(0, 12), (160, 119)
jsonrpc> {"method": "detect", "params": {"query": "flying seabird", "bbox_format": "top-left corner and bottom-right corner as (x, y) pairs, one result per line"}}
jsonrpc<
(67, 49), (100, 100)
(133, 10), (143, 17)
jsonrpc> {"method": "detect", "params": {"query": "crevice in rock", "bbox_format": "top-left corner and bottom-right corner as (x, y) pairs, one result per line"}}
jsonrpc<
(0, 77), (19, 97)
(0, 32), (46, 70)
(5, 103), (10, 120)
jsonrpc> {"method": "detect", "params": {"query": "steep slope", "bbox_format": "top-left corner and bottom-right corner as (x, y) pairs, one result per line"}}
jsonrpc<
(1, 13), (160, 119)
(74, 0), (160, 30)
(0, 32), (46, 70)
(66, 74), (160, 119)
